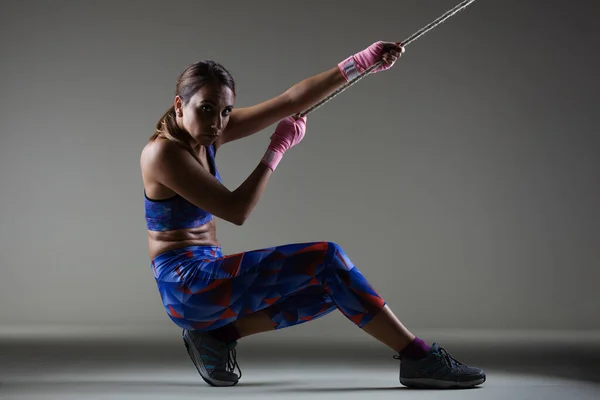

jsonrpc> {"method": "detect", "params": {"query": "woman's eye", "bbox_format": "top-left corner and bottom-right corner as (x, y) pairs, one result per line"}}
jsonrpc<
(201, 105), (213, 112)
(223, 109), (232, 116)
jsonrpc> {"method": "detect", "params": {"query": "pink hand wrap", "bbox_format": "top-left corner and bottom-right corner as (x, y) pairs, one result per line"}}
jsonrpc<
(261, 116), (307, 171)
(338, 41), (397, 82)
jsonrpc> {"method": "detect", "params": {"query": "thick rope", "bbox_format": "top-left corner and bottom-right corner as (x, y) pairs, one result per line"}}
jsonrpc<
(296, 0), (478, 118)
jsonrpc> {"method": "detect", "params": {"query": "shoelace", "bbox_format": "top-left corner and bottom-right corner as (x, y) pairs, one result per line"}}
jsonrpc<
(185, 330), (243, 380)
(226, 345), (242, 379)
(439, 347), (464, 369)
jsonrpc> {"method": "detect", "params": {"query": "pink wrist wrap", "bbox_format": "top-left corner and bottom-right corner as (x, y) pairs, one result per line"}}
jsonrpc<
(338, 41), (396, 82)
(261, 116), (307, 171)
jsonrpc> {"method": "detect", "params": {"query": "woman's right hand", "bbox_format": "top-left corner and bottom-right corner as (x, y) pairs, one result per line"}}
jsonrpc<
(338, 41), (405, 82)
(261, 116), (307, 171)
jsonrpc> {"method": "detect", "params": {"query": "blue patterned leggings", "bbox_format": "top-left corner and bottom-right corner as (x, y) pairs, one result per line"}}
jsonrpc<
(151, 242), (386, 331)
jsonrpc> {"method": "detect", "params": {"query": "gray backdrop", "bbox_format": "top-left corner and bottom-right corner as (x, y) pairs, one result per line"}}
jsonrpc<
(1, 0), (598, 345)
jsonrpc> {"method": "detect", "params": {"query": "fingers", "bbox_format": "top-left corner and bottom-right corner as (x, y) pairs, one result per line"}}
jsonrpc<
(291, 114), (307, 123)
(381, 42), (405, 65)
(294, 115), (307, 125)
(381, 51), (400, 65)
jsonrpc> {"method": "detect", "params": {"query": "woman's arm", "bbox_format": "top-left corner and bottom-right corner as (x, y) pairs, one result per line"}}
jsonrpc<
(148, 117), (306, 226)
(217, 41), (403, 149)
(216, 66), (344, 148)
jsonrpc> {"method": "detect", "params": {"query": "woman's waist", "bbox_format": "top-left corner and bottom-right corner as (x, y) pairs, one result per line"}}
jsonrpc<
(149, 235), (222, 262)
(148, 225), (220, 257)
(151, 243), (223, 268)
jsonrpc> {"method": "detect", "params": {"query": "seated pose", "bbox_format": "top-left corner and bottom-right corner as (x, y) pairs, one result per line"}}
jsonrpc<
(140, 41), (486, 389)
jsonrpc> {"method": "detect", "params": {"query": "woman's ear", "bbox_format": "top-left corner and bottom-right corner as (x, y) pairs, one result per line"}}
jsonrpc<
(174, 96), (183, 117)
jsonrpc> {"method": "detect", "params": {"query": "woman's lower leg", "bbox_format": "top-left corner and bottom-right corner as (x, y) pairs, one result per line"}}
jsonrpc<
(207, 310), (275, 343)
(361, 304), (417, 352)
(232, 310), (276, 338)
(216, 303), (426, 357)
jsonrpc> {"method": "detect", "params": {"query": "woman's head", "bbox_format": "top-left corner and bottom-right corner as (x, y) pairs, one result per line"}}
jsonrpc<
(152, 60), (236, 147)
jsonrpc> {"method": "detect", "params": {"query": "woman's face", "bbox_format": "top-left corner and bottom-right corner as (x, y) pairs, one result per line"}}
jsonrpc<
(175, 83), (235, 146)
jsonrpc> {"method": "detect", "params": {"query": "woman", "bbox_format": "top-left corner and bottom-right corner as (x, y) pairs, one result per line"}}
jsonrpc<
(140, 41), (486, 389)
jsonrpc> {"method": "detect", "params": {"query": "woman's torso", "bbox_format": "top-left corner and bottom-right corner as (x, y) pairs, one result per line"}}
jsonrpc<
(141, 138), (221, 260)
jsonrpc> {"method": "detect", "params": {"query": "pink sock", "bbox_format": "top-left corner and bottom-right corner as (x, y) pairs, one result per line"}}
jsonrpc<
(400, 337), (431, 360)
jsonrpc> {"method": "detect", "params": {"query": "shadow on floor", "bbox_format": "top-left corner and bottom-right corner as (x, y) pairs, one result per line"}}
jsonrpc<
(0, 379), (297, 389)
(1, 340), (598, 385)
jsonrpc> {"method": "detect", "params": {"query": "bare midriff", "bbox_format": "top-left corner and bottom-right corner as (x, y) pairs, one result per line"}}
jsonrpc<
(147, 220), (220, 260)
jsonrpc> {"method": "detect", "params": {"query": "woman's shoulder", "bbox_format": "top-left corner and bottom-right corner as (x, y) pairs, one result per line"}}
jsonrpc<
(141, 137), (185, 164)
(141, 137), (207, 184)
(140, 138), (178, 178)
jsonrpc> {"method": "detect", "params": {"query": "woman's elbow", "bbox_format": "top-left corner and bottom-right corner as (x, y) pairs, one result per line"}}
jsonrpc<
(227, 208), (248, 226)
(231, 215), (246, 226)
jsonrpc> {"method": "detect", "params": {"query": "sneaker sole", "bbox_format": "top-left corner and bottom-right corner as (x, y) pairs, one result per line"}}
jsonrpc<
(400, 376), (486, 389)
(182, 331), (239, 387)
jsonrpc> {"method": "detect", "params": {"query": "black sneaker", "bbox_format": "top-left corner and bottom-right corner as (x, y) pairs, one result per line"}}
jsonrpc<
(395, 342), (486, 389)
(182, 329), (241, 387)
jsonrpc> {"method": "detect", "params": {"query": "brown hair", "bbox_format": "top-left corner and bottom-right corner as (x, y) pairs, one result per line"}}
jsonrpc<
(150, 60), (236, 156)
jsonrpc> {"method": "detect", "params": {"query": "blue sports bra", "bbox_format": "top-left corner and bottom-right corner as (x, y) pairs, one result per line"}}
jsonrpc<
(144, 144), (222, 232)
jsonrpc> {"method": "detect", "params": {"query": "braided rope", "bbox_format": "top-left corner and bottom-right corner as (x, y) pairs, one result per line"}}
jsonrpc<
(296, 0), (478, 118)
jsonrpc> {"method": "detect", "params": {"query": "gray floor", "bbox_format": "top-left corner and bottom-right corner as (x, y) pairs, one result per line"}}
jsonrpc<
(1, 339), (599, 400)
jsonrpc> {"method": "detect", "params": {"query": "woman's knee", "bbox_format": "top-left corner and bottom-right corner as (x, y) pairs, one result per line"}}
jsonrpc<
(324, 241), (353, 271)
(325, 241), (342, 254)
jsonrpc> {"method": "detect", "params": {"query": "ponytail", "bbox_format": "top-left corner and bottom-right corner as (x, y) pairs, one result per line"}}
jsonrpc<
(150, 106), (200, 162)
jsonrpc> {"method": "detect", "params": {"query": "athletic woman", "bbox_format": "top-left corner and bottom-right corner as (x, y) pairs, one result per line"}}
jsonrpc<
(140, 41), (485, 389)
